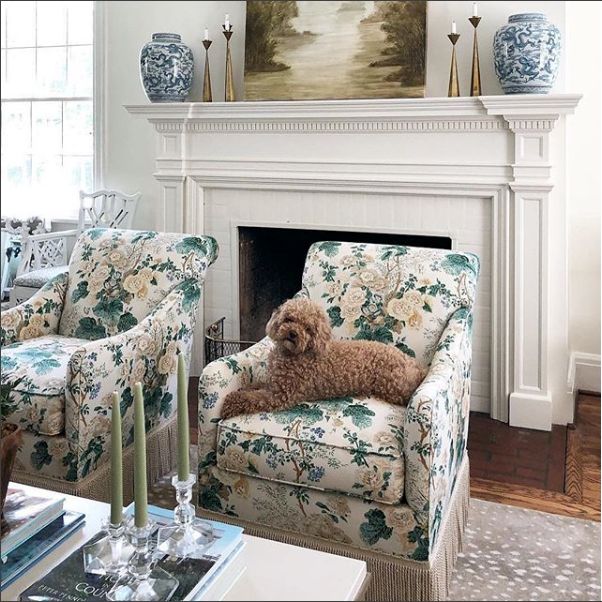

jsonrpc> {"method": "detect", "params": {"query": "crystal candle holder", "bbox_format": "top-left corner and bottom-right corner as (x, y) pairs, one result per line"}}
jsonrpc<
(83, 517), (134, 576)
(156, 474), (214, 559)
(107, 520), (179, 601)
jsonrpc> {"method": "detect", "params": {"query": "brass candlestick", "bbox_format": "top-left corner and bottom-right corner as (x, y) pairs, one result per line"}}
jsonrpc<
(223, 26), (235, 101)
(202, 39), (213, 102)
(469, 16), (482, 96)
(447, 33), (461, 97)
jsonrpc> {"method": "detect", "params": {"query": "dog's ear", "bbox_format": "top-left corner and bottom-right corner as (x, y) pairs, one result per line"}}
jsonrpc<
(308, 305), (332, 354)
(266, 305), (284, 339)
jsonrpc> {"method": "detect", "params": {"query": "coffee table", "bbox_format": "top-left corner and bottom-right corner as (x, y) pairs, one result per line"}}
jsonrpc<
(2, 485), (368, 601)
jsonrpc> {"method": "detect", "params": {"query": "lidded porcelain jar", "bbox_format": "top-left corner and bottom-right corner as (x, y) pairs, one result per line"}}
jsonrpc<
(493, 13), (561, 94)
(140, 33), (194, 102)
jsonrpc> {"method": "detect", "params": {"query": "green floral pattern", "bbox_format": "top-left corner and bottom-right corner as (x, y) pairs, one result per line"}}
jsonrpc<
(217, 397), (406, 504)
(1, 335), (88, 435)
(198, 242), (478, 561)
(1, 229), (218, 484)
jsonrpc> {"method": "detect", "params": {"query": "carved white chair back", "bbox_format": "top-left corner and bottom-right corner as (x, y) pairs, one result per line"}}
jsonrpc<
(78, 190), (140, 231)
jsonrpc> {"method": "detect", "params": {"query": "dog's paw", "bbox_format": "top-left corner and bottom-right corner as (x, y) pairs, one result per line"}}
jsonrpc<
(221, 392), (247, 420)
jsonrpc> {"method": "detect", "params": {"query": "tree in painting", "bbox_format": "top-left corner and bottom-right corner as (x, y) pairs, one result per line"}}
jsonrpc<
(244, 0), (427, 100)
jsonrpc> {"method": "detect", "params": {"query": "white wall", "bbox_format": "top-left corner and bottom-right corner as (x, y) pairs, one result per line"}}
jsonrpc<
(103, 0), (568, 230)
(565, 1), (601, 368)
(102, 0), (600, 398)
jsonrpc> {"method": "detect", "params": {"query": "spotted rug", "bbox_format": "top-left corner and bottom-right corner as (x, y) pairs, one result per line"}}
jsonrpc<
(149, 461), (600, 601)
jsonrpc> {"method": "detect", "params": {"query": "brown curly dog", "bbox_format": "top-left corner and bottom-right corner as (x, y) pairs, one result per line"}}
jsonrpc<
(220, 298), (427, 419)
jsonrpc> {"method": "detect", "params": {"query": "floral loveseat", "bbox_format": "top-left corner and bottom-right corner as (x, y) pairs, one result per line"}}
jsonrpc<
(197, 241), (479, 601)
(1, 228), (217, 501)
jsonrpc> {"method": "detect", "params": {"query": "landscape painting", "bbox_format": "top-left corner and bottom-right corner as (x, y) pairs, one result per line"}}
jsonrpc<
(244, 1), (427, 101)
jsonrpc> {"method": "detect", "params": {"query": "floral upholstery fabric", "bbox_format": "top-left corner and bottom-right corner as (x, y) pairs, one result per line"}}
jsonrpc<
(201, 466), (426, 559)
(198, 241), (479, 561)
(1, 230), (218, 483)
(1, 335), (88, 435)
(301, 241), (479, 366)
(1, 272), (68, 346)
(218, 397), (406, 504)
(59, 228), (218, 340)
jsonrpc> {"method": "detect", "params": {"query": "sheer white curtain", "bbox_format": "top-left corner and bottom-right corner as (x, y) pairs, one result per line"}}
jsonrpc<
(1, 1), (94, 221)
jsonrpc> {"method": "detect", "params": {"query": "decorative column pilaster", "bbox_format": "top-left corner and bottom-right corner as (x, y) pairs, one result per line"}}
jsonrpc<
(481, 96), (580, 430)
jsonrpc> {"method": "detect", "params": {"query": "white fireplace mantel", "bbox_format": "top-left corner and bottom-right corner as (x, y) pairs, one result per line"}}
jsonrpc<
(126, 94), (581, 430)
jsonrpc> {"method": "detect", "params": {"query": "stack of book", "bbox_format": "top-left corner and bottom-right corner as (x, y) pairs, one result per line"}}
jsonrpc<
(0, 485), (85, 590)
(18, 504), (245, 601)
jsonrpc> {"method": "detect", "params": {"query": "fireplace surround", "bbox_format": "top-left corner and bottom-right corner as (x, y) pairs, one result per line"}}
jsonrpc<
(127, 94), (581, 430)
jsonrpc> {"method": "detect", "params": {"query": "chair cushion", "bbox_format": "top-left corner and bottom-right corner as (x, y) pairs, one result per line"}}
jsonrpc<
(216, 397), (406, 505)
(13, 265), (69, 289)
(301, 242), (479, 365)
(0, 335), (87, 436)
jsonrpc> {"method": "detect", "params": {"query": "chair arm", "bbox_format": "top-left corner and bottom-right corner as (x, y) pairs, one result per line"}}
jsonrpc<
(17, 230), (78, 276)
(64, 281), (201, 480)
(197, 337), (273, 473)
(403, 308), (473, 547)
(0, 272), (69, 345)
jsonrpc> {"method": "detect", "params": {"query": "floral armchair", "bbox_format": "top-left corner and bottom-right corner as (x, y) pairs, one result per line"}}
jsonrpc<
(197, 241), (479, 601)
(1, 228), (217, 501)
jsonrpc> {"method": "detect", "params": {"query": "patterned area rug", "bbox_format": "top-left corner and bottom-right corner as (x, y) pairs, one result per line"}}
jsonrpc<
(148, 461), (600, 601)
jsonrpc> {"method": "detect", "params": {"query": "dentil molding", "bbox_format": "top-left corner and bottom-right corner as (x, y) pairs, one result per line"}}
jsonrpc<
(125, 94), (581, 134)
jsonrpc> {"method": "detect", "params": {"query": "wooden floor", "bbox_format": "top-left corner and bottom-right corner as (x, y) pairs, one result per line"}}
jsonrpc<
(470, 392), (600, 521)
(189, 379), (599, 520)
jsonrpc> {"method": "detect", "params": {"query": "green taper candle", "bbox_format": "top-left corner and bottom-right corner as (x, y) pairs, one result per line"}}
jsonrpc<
(133, 382), (148, 528)
(110, 392), (123, 525)
(177, 353), (190, 481)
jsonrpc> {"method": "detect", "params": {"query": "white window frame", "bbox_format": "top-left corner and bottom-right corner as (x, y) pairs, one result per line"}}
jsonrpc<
(1, 0), (106, 223)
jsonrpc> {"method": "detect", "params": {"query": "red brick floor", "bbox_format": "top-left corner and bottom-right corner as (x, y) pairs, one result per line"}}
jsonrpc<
(467, 411), (567, 491)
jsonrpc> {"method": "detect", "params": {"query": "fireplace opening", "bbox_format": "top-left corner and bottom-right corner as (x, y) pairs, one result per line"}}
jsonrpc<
(238, 226), (452, 342)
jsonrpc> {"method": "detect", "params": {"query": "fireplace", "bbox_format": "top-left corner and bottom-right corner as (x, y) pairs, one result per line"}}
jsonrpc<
(238, 226), (452, 342)
(128, 94), (581, 429)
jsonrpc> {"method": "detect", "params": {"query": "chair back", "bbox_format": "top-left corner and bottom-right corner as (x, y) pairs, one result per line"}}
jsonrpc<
(301, 241), (479, 365)
(58, 229), (218, 340)
(77, 190), (140, 233)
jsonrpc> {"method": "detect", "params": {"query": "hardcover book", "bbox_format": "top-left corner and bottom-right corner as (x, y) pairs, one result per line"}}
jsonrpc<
(19, 505), (244, 602)
(1, 486), (65, 558)
(0, 510), (85, 591)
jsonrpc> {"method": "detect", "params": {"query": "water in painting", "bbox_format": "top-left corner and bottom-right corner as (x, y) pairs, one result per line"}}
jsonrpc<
(244, 0), (426, 100)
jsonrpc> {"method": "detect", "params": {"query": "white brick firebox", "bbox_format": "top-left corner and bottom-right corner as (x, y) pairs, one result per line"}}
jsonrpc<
(126, 94), (581, 430)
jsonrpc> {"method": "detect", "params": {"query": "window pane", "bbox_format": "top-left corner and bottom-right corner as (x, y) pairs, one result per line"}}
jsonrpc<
(32, 101), (62, 151)
(1, 101), (31, 151)
(6, 1), (35, 48)
(67, 1), (93, 45)
(63, 100), (92, 153)
(67, 45), (92, 96)
(1, 50), (6, 88)
(5, 48), (35, 97)
(37, 46), (67, 96)
(4, 154), (32, 189)
(37, 1), (67, 47)
(63, 155), (92, 191)
(1, 3), (7, 49)
(32, 153), (61, 186)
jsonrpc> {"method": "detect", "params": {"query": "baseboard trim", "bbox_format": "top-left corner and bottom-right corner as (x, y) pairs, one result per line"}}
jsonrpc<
(509, 392), (552, 431)
(567, 352), (601, 395)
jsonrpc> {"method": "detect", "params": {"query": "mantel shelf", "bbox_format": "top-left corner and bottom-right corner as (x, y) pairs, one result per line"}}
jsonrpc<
(125, 94), (581, 123)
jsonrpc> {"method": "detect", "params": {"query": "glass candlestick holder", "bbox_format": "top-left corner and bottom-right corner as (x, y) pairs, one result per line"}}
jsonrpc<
(156, 474), (214, 558)
(83, 517), (135, 576)
(107, 520), (179, 601)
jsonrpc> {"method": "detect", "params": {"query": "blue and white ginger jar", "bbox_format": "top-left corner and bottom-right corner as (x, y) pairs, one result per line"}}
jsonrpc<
(140, 33), (193, 102)
(493, 13), (561, 94)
